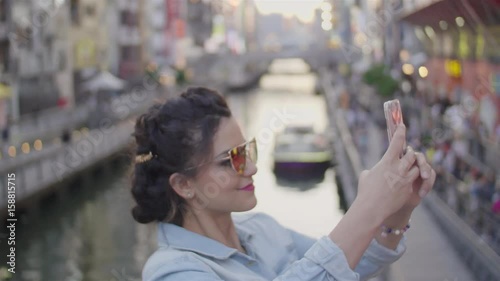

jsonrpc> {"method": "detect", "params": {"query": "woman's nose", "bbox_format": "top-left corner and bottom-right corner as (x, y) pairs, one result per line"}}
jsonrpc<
(243, 156), (258, 176)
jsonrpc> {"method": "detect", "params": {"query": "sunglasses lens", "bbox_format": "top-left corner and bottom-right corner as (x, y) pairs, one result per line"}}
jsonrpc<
(229, 139), (258, 174)
(230, 145), (246, 174)
(248, 139), (258, 163)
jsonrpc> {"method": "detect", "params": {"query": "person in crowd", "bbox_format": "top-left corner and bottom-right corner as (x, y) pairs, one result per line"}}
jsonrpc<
(471, 172), (495, 203)
(495, 123), (500, 146)
(1, 117), (9, 144)
(492, 180), (500, 215)
(1, 114), (10, 158)
(130, 87), (436, 281)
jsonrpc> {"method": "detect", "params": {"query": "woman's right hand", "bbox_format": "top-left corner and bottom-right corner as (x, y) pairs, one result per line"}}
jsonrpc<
(355, 124), (420, 224)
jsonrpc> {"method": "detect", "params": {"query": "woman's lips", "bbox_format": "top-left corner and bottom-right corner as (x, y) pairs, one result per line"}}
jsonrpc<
(239, 184), (255, 191)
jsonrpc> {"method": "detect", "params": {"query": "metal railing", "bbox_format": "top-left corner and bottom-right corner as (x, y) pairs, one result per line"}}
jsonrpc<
(0, 121), (133, 211)
(433, 169), (500, 255)
(7, 104), (90, 147)
(321, 74), (361, 206)
(424, 184), (500, 281)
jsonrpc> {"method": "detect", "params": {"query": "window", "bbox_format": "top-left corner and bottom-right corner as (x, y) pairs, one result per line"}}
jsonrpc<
(120, 11), (139, 26)
(0, 41), (9, 72)
(120, 11), (128, 25)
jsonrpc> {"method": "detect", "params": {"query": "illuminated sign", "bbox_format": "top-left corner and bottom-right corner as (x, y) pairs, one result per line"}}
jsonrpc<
(445, 60), (461, 78)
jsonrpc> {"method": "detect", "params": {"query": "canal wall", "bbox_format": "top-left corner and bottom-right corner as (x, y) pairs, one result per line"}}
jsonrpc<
(0, 87), (167, 218)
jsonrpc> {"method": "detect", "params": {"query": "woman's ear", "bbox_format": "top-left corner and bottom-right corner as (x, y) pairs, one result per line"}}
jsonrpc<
(169, 173), (195, 199)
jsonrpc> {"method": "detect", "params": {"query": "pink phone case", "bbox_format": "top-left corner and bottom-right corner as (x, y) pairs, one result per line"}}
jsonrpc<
(383, 99), (406, 155)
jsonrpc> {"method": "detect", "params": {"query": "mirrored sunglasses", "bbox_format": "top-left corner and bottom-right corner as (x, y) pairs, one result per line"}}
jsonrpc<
(184, 138), (258, 175)
(221, 138), (258, 175)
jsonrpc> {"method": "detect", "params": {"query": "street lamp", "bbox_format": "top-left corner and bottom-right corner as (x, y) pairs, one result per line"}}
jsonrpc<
(321, 1), (333, 32)
(322, 21), (332, 31)
(418, 66), (428, 78)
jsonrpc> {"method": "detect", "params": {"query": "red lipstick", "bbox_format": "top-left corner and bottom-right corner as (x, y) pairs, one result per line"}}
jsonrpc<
(240, 184), (255, 191)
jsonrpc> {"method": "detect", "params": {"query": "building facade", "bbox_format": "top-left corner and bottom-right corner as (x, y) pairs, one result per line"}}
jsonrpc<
(117, 0), (144, 80)
(145, 0), (168, 67)
(0, 0), (10, 82)
(10, 0), (72, 114)
(399, 0), (500, 138)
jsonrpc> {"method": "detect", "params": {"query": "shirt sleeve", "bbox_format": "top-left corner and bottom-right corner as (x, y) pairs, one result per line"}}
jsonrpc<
(286, 228), (406, 281)
(274, 236), (361, 280)
(354, 236), (406, 280)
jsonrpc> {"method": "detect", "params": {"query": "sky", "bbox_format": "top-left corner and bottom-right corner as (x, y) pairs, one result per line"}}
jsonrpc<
(253, 0), (324, 22)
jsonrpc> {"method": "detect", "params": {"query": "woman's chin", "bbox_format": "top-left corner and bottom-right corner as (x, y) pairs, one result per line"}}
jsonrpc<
(237, 197), (257, 212)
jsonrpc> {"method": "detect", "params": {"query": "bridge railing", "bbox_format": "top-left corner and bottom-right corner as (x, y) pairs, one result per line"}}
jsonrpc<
(433, 169), (500, 255)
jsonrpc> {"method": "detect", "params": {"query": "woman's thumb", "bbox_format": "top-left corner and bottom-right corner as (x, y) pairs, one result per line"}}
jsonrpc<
(383, 124), (406, 160)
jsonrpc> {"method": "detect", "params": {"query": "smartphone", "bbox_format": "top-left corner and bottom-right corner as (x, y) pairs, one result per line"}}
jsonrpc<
(383, 99), (406, 156)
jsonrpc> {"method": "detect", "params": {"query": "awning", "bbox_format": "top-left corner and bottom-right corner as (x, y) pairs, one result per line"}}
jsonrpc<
(399, 0), (500, 27)
(80, 71), (126, 92)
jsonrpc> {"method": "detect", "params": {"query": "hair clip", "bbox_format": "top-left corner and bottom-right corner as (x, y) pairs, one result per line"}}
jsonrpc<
(135, 152), (154, 163)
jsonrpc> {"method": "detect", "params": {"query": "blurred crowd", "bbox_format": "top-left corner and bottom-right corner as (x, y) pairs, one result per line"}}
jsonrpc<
(417, 95), (500, 249)
(342, 74), (500, 254)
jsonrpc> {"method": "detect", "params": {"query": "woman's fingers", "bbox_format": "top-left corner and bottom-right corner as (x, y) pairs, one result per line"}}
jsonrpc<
(386, 162), (420, 192)
(398, 146), (416, 174)
(418, 168), (436, 198)
(413, 151), (436, 198)
(406, 165), (420, 189)
(415, 152), (432, 179)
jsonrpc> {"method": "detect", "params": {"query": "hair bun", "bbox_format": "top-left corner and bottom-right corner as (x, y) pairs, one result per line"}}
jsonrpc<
(131, 205), (156, 224)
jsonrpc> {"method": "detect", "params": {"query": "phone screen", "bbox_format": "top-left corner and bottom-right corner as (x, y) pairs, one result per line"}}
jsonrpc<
(383, 99), (406, 156)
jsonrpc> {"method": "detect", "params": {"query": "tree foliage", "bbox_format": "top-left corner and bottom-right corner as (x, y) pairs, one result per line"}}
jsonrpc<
(362, 64), (399, 98)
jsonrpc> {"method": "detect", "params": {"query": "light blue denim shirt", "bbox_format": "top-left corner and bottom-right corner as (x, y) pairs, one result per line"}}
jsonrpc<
(143, 212), (406, 281)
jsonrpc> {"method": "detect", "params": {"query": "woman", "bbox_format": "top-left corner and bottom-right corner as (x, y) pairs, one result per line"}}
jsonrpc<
(131, 87), (436, 281)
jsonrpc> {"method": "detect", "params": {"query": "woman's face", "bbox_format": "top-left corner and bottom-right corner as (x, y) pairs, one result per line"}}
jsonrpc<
(188, 116), (258, 214)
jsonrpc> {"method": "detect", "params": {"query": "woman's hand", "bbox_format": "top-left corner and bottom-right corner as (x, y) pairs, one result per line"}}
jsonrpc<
(383, 150), (437, 221)
(375, 147), (437, 250)
(328, 125), (420, 268)
(355, 125), (421, 225)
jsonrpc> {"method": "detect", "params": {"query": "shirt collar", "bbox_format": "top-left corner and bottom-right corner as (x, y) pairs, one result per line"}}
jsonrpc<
(157, 219), (254, 260)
